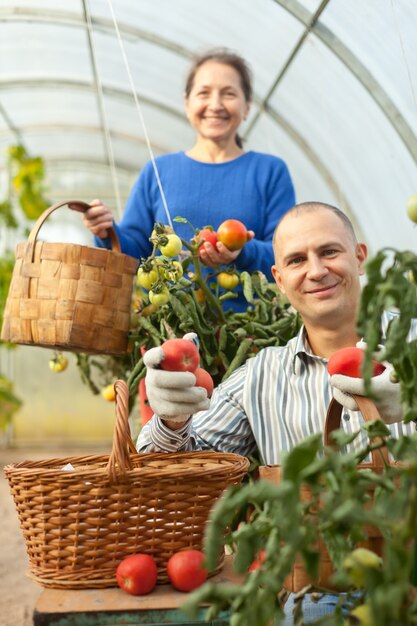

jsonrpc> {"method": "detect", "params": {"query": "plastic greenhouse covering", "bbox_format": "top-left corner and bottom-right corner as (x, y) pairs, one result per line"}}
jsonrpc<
(0, 0), (416, 443)
(1, 0), (416, 251)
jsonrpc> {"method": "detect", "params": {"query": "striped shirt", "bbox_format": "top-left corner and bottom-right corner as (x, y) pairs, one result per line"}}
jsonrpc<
(136, 312), (416, 464)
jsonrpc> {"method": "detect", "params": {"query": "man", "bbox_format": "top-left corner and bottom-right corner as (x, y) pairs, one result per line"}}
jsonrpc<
(137, 201), (415, 622)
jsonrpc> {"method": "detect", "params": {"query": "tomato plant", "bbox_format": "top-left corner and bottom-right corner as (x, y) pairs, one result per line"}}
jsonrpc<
(167, 549), (208, 592)
(217, 271), (240, 290)
(217, 219), (248, 251)
(160, 338), (200, 372)
(194, 367), (214, 397)
(116, 554), (158, 595)
(327, 346), (385, 377)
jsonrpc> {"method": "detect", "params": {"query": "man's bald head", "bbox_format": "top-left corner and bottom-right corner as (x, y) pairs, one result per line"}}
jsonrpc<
(273, 202), (358, 252)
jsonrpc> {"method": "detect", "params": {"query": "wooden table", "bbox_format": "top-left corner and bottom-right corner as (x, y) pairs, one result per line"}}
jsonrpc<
(33, 556), (239, 625)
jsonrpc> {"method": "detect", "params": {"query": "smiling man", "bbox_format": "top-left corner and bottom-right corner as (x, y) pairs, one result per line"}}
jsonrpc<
(137, 200), (415, 623)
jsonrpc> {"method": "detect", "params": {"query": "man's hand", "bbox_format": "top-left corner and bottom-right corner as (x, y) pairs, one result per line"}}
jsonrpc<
(330, 363), (402, 424)
(144, 333), (210, 425)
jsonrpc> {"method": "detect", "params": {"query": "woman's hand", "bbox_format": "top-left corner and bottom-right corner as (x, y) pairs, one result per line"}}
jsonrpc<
(82, 198), (114, 239)
(199, 230), (255, 268)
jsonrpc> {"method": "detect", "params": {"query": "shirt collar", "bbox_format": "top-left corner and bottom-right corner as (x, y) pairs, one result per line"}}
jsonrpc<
(292, 325), (327, 375)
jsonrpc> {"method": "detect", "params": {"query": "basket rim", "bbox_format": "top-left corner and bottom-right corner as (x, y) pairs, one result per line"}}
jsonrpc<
(4, 450), (250, 481)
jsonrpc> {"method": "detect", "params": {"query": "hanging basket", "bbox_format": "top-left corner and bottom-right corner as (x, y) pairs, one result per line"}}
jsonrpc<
(0, 200), (138, 355)
(259, 395), (389, 592)
(4, 380), (249, 589)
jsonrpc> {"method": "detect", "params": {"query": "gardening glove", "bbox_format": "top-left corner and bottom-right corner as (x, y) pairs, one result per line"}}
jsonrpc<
(330, 341), (402, 424)
(144, 333), (210, 423)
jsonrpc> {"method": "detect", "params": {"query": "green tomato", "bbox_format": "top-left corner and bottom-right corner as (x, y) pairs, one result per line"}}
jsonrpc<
(48, 353), (68, 373)
(160, 260), (183, 282)
(149, 287), (170, 307)
(342, 548), (382, 588)
(137, 267), (158, 290)
(158, 234), (182, 257)
(217, 271), (240, 290)
(347, 603), (375, 626)
(406, 193), (417, 223)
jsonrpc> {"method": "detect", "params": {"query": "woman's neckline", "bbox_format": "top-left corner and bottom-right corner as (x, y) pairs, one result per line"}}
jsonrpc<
(182, 150), (251, 165)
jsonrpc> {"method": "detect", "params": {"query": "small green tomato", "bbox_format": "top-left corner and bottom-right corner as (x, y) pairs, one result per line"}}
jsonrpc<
(406, 193), (417, 223)
(137, 267), (158, 290)
(149, 286), (170, 307)
(158, 234), (182, 257)
(342, 547), (382, 588)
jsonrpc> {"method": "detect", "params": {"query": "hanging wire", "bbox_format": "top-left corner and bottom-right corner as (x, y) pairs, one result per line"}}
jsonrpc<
(105, 0), (173, 229)
(390, 0), (417, 112)
(83, 0), (123, 218)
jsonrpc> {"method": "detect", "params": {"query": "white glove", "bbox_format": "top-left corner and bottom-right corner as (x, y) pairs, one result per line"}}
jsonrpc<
(144, 333), (210, 423)
(330, 363), (402, 425)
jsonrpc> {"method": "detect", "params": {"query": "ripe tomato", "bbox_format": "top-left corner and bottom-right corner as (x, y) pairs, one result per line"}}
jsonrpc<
(101, 383), (115, 401)
(217, 271), (240, 289)
(149, 287), (170, 306)
(160, 338), (200, 372)
(194, 367), (214, 397)
(48, 353), (68, 373)
(217, 219), (248, 251)
(116, 554), (158, 595)
(248, 550), (266, 572)
(327, 347), (385, 378)
(197, 228), (218, 256)
(167, 549), (208, 592)
(159, 234), (182, 257)
(137, 267), (158, 290)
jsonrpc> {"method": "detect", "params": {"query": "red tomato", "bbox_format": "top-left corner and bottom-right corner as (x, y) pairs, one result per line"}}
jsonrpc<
(116, 554), (158, 595)
(160, 338), (200, 372)
(249, 550), (266, 572)
(327, 347), (385, 378)
(194, 367), (214, 397)
(197, 228), (218, 255)
(217, 219), (248, 251)
(167, 549), (208, 592)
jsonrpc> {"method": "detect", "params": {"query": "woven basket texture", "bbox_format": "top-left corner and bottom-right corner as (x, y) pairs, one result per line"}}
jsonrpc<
(4, 380), (249, 589)
(1, 201), (138, 355)
(259, 395), (389, 592)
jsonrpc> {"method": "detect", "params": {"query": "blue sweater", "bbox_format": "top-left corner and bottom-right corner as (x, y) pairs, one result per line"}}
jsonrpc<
(96, 151), (295, 309)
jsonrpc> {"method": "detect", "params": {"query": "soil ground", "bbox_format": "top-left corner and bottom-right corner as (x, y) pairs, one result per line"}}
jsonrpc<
(0, 445), (106, 626)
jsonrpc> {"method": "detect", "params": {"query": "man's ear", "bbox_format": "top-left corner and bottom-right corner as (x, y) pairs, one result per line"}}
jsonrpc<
(272, 265), (286, 294)
(356, 243), (368, 276)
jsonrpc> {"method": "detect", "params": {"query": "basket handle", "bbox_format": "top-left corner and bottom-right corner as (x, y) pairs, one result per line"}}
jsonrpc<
(26, 200), (121, 260)
(325, 395), (390, 467)
(106, 380), (138, 483)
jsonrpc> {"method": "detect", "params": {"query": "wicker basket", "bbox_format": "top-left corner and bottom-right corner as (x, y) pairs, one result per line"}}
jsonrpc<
(1, 200), (138, 355)
(259, 395), (389, 592)
(4, 380), (249, 589)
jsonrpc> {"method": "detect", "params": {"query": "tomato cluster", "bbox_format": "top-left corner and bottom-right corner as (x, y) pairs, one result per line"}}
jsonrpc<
(116, 549), (208, 596)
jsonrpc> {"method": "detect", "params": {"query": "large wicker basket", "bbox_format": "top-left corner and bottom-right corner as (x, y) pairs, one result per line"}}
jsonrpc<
(4, 380), (249, 589)
(259, 395), (389, 592)
(1, 200), (138, 355)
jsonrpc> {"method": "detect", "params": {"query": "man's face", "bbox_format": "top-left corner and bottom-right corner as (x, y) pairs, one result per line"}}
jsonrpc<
(272, 209), (367, 329)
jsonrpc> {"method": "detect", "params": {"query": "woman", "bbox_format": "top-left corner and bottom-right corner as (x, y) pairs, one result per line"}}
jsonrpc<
(83, 48), (295, 308)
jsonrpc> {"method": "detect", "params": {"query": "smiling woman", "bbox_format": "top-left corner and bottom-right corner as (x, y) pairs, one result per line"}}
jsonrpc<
(81, 47), (295, 312)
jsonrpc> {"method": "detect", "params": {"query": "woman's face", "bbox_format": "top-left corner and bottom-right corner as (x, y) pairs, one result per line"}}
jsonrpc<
(184, 61), (250, 145)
